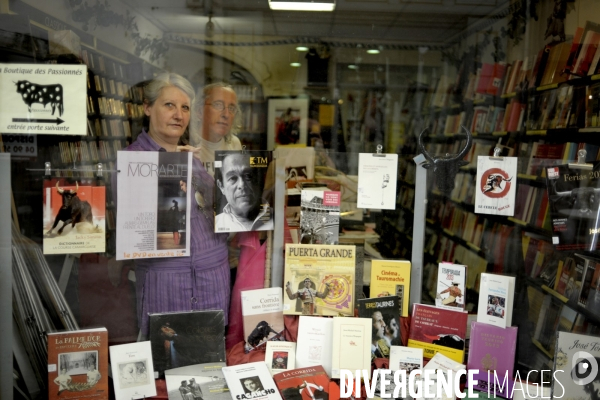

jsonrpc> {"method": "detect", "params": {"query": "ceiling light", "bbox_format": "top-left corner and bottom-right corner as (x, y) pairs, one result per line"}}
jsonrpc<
(269, 0), (335, 11)
(348, 64), (358, 70)
(296, 46), (309, 51)
(367, 48), (380, 54)
(290, 62), (301, 67)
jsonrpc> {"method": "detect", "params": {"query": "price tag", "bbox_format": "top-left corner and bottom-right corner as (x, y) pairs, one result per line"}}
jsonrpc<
(2, 134), (37, 156)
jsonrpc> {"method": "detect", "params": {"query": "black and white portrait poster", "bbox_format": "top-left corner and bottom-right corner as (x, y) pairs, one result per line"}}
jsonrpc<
(357, 152), (398, 209)
(213, 150), (274, 233)
(0, 63), (87, 135)
(546, 162), (600, 251)
(474, 156), (517, 216)
(116, 151), (191, 260)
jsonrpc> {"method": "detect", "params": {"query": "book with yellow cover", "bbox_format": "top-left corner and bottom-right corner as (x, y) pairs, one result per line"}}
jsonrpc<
(283, 244), (355, 316)
(370, 259), (411, 317)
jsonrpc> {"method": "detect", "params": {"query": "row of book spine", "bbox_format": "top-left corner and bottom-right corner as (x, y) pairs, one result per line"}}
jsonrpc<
(81, 49), (126, 80)
(57, 140), (121, 165)
(87, 118), (133, 138)
(89, 74), (142, 101)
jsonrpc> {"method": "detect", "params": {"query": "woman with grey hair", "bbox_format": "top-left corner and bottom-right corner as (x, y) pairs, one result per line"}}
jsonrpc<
(189, 82), (243, 177)
(119, 72), (231, 337)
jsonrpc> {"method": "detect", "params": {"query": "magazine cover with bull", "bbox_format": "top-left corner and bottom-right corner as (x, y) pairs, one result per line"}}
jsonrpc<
(474, 155), (517, 216)
(283, 244), (355, 316)
(43, 180), (106, 254)
(545, 162), (600, 251)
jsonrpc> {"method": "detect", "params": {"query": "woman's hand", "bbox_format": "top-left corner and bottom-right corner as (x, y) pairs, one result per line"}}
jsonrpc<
(177, 145), (203, 161)
(177, 145), (201, 153)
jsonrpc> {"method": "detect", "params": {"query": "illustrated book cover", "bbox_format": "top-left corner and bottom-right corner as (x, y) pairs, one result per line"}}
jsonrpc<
(149, 310), (225, 378)
(551, 331), (600, 400)
(476, 273), (515, 328)
(357, 295), (401, 358)
(407, 303), (468, 363)
(357, 152), (399, 210)
(545, 163), (600, 251)
(370, 259), (412, 317)
(222, 361), (283, 400)
(331, 317), (371, 379)
(164, 362), (229, 400)
(467, 321), (518, 398)
(116, 151), (192, 260)
(265, 341), (296, 375)
(300, 188), (341, 245)
(241, 287), (285, 352)
(47, 327), (109, 400)
(43, 181), (106, 254)
(213, 150), (274, 233)
(474, 155), (517, 216)
(272, 365), (331, 400)
(389, 346), (423, 374)
(295, 316), (333, 377)
(283, 244), (355, 316)
(435, 263), (466, 310)
(109, 341), (157, 400)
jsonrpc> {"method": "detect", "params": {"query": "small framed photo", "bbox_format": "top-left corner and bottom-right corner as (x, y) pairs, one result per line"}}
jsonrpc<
(267, 98), (309, 150)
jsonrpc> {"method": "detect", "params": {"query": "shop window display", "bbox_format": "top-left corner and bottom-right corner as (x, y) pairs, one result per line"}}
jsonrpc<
(2, 0), (600, 399)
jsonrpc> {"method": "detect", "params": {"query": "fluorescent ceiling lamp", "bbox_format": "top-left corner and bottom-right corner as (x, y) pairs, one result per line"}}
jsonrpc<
(269, 0), (335, 11)
(348, 64), (358, 69)
(366, 49), (380, 54)
(290, 62), (301, 67)
(296, 46), (309, 51)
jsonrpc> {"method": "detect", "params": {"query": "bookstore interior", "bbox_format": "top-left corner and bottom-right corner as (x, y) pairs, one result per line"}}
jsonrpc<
(3, 0), (600, 399)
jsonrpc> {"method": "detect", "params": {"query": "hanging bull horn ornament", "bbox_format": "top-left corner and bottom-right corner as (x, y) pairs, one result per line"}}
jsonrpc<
(418, 125), (473, 198)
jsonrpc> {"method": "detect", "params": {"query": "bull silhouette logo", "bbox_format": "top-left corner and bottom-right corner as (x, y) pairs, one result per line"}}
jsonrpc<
(15, 80), (64, 116)
(480, 168), (513, 198)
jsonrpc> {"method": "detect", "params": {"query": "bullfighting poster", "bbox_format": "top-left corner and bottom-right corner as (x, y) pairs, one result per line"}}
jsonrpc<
(0, 63), (87, 135)
(545, 162), (600, 251)
(474, 155), (517, 216)
(357, 152), (398, 209)
(43, 180), (106, 254)
(116, 151), (191, 260)
(283, 244), (355, 317)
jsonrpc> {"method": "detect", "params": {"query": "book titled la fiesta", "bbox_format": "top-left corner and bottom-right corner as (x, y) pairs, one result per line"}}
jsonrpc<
(47, 327), (109, 400)
(407, 303), (468, 363)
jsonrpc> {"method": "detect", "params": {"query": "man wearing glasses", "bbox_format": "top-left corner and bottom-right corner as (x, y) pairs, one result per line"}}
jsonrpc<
(191, 83), (243, 177)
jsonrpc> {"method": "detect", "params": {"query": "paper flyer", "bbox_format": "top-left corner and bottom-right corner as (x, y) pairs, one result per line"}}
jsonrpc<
(43, 181), (106, 254)
(357, 153), (398, 209)
(545, 162), (600, 251)
(0, 63), (87, 135)
(474, 156), (517, 216)
(116, 151), (191, 260)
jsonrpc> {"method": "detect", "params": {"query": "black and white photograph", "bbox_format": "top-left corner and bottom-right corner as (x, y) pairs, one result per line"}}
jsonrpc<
(117, 360), (150, 388)
(486, 295), (505, 319)
(157, 152), (189, 251)
(240, 376), (264, 395)
(299, 189), (341, 245)
(214, 150), (274, 233)
(58, 350), (98, 377)
(165, 363), (229, 400)
(398, 362), (421, 373)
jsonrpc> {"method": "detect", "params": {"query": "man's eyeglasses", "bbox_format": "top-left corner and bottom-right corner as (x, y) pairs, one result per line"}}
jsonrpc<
(208, 101), (238, 115)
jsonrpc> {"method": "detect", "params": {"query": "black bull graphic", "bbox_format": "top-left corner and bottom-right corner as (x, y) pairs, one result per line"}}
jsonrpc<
(15, 80), (64, 116)
(418, 126), (473, 197)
